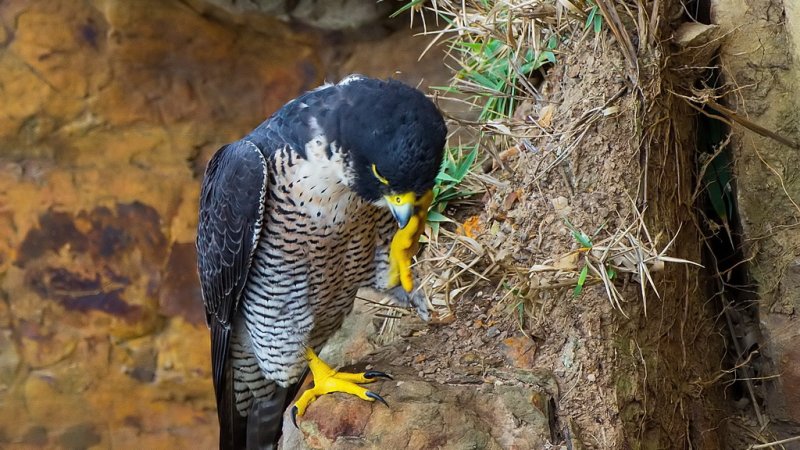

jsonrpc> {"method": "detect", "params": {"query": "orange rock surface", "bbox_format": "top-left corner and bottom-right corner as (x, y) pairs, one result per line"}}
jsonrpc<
(0, 0), (453, 446)
(0, 0), (320, 447)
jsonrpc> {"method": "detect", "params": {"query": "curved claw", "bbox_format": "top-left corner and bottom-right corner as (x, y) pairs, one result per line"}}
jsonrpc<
(386, 285), (430, 322)
(291, 405), (299, 428)
(365, 391), (389, 408)
(363, 370), (393, 381)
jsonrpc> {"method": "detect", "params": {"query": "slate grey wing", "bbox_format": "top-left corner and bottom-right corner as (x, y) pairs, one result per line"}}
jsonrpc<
(196, 139), (268, 450)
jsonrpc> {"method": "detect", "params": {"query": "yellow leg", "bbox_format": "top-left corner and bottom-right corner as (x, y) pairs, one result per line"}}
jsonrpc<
(388, 190), (433, 292)
(291, 348), (391, 425)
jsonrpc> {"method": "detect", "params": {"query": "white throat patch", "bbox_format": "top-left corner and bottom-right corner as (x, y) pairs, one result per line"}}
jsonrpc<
(277, 133), (357, 225)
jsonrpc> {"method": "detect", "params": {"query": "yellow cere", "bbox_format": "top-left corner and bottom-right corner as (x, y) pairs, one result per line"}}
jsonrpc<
(371, 164), (389, 185)
(389, 191), (415, 206)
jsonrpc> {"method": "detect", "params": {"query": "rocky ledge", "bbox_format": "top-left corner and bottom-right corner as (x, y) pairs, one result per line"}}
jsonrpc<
(282, 357), (555, 450)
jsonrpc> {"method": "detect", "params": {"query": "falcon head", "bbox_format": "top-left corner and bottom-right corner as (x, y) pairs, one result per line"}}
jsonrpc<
(335, 76), (447, 228)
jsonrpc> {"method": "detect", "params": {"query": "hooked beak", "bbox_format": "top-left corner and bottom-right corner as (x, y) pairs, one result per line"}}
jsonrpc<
(384, 192), (416, 229)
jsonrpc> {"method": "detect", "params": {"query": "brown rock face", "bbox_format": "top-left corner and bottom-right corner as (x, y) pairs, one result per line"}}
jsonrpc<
(189, 0), (394, 30)
(713, 0), (800, 429)
(281, 363), (554, 450)
(0, 0), (453, 445)
(0, 0), (321, 446)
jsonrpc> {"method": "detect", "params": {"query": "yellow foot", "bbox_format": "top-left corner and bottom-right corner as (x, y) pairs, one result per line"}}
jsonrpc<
(388, 190), (433, 292)
(291, 348), (391, 426)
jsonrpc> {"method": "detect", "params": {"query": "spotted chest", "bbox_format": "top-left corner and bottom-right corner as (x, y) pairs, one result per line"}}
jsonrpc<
(238, 142), (391, 386)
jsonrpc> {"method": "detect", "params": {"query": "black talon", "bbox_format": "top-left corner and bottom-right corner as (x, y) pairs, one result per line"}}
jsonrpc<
(291, 406), (299, 428)
(363, 370), (393, 380)
(366, 391), (389, 408)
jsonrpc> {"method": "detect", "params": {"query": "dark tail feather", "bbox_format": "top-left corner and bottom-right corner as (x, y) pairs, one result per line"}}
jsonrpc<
(246, 368), (310, 450)
(246, 387), (288, 450)
(213, 320), (310, 450)
(212, 322), (246, 450)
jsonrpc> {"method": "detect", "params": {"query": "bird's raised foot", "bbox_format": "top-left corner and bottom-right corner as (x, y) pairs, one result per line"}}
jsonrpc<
(291, 348), (391, 427)
(387, 190), (433, 292)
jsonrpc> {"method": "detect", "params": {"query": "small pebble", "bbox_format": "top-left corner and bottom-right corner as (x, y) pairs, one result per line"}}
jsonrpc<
(465, 366), (482, 376)
(460, 352), (479, 365)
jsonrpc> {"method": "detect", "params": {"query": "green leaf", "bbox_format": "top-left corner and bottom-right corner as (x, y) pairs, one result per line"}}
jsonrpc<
(606, 267), (616, 280)
(435, 183), (455, 196)
(436, 172), (461, 184)
(456, 42), (483, 52)
(703, 150), (733, 222)
(429, 220), (441, 240)
(548, 34), (559, 49)
(585, 7), (597, 29)
(435, 189), (475, 204)
(467, 71), (497, 89)
(431, 85), (461, 94)
(572, 229), (593, 248)
(427, 210), (453, 223)
(573, 266), (589, 297)
(454, 147), (478, 180)
(440, 157), (457, 174)
(520, 61), (534, 74)
(484, 39), (504, 57)
(593, 14), (603, 34)
(390, 0), (424, 18)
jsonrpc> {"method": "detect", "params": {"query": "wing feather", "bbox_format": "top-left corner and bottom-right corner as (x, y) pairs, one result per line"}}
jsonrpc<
(196, 139), (267, 449)
(197, 139), (267, 328)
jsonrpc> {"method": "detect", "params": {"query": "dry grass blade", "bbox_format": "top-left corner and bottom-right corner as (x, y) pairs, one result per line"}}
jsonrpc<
(391, 0), (679, 328)
(376, 0), (575, 325)
(374, 226), (496, 341)
(749, 435), (800, 449)
(516, 209), (701, 317)
(672, 90), (799, 149)
(595, 0), (638, 78)
(705, 99), (799, 149)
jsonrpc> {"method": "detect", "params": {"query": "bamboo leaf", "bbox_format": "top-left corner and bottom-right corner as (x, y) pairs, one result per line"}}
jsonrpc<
(390, 0), (424, 18)
(573, 266), (589, 297)
(427, 210), (453, 223)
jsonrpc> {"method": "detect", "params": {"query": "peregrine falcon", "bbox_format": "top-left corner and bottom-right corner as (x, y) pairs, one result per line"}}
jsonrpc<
(196, 75), (447, 449)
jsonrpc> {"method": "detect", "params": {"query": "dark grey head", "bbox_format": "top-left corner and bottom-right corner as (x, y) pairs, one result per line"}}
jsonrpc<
(258, 75), (447, 227)
(334, 77), (446, 197)
(330, 76), (447, 226)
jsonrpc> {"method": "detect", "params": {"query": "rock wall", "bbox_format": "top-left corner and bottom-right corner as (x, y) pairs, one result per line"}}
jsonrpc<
(712, 0), (800, 431)
(0, 0), (451, 447)
(0, 0), (322, 446)
(187, 0), (393, 30)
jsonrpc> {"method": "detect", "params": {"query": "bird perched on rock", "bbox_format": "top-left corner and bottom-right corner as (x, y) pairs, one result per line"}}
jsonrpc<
(196, 75), (447, 449)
